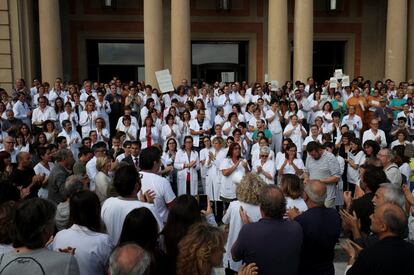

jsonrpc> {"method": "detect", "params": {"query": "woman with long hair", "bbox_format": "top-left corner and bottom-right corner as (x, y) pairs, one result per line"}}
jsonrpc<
(42, 120), (57, 144)
(283, 114), (307, 158)
(223, 112), (239, 137)
(54, 97), (65, 131)
(222, 173), (264, 274)
(94, 156), (112, 203)
(162, 137), (179, 194)
(139, 116), (159, 149)
(280, 174), (308, 213)
(177, 223), (225, 275)
(346, 138), (365, 195)
(19, 123), (34, 145)
(205, 136), (227, 223)
(161, 114), (182, 147)
(219, 142), (249, 204)
(162, 195), (207, 272)
(180, 110), (191, 144)
(276, 142), (304, 177)
(117, 114), (138, 141)
(284, 101), (304, 124)
(51, 190), (113, 275)
(199, 136), (213, 193)
(363, 139), (380, 159)
(174, 136), (199, 195)
(140, 97), (156, 126)
(119, 207), (169, 275)
(33, 147), (54, 199)
(79, 100), (98, 138)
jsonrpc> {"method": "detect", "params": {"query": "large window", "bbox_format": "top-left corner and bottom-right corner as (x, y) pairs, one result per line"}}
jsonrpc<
(87, 40), (145, 82)
(191, 41), (248, 84)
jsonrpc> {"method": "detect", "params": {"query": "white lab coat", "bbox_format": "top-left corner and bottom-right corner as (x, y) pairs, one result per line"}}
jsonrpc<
(139, 126), (159, 149)
(205, 149), (227, 201)
(78, 111), (98, 138)
(174, 149), (199, 195)
(189, 119), (212, 147)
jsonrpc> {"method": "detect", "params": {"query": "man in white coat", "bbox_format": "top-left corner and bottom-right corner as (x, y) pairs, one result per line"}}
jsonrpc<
(189, 109), (212, 152)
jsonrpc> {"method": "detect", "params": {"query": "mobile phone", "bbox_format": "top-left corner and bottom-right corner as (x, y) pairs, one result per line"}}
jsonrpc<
(197, 194), (208, 211)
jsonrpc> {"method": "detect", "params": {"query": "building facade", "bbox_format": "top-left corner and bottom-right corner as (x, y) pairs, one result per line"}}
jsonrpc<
(0, 0), (413, 89)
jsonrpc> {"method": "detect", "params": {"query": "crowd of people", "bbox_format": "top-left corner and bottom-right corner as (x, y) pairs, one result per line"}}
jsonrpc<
(1, 76), (414, 274)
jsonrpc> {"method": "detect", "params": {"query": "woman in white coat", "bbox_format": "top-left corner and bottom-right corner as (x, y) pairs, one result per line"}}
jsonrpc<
(283, 114), (307, 158)
(222, 173), (264, 274)
(252, 146), (276, 185)
(79, 101), (98, 138)
(161, 114), (182, 148)
(139, 116), (159, 149)
(220, 142), (250, 204)
(205, 136), (227, 222)
(174, 136), (199, 195)
(199, 136), (214, 193)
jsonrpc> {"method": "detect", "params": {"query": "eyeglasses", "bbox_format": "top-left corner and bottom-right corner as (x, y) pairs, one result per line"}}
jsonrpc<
(260, 155), (269, 158)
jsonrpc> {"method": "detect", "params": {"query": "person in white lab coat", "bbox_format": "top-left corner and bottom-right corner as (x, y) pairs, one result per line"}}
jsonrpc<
(205, 136), (227, 222)
(174, 136), (199, 196)
(79, 101), (98, 138)
(139, 116), (159, 149)
(161, 114), (182, 149)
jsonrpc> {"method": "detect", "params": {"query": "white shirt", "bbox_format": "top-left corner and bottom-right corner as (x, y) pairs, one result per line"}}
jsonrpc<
(139, 171), (176, 222)
(347, 150), (366, 184)
(265, 109), (283, 134)
(286, 197), (308, 213)
(59, 111), (79, 129)
(12, 100), (30, 121)
(116, 115), (139, 130)
(32, 106), (57, 126)
(222, 201), (261, 272)
(220, 158), (246, 200)
(34, 162), (54, 199)
(276, 157), (305, 175)
(86, 157), (98, 190)
(253, 158), (276, 184)
(52, 224), (113, 275)
(362, 128), (387, 148)
(342, 114), (363, 138)
(101, 197), (163, 245)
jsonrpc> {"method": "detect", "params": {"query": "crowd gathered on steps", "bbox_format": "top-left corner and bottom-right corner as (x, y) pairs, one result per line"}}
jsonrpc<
(0, 76), (414, 274)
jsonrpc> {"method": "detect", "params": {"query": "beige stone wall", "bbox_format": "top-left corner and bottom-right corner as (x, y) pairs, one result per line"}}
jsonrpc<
(0, 0), (13, 92)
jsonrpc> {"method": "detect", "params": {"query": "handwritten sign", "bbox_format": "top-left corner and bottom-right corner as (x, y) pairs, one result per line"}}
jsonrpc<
(155, 69), (174, 93)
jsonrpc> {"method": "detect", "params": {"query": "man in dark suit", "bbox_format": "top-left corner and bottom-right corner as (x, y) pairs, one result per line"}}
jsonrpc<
(122, 140), (141, 171)
(344, 203), (414, 275)
(48, 149), (75, 204)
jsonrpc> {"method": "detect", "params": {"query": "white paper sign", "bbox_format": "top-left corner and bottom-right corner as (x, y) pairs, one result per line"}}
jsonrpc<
(155, 69), (174, 93)
(334, 69), (343, 79)
(329, 77), (337, 89)
(270, 80), (279, 91)
(221, 72), (235, 83)
(341, 75), (350, 87)
(264, 74), (269, 83)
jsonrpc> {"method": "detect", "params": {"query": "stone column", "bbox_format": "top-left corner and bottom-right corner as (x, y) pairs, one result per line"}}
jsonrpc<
(385, 0), (407, 83)
(268, 0), (289, 83)
(144, 0), (163, 87)
(171, 0), (191, 86)
(293, 0), (313, 83)
(407, 0), (414, 80)
(38, 0), (63, 84)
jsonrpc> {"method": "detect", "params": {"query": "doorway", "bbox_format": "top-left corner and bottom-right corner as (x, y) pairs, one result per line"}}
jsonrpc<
(312, 41), (346, 85)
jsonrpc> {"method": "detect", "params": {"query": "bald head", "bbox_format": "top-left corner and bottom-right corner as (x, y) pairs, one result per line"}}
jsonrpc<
(109, 244), (150, 275)
(304, 180), (327, 206)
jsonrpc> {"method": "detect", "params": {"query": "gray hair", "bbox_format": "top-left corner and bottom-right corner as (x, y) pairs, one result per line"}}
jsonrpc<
(381, 204), (407, 237)
(63, 175), (84, 199)
(109, 244), (151, 275)
(379, 183), (405, 209)
(259, 146), (270, 156)
(54, 149), (73, 162)
(304, 181), (327, 206)
(381, 148), (395, 160)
